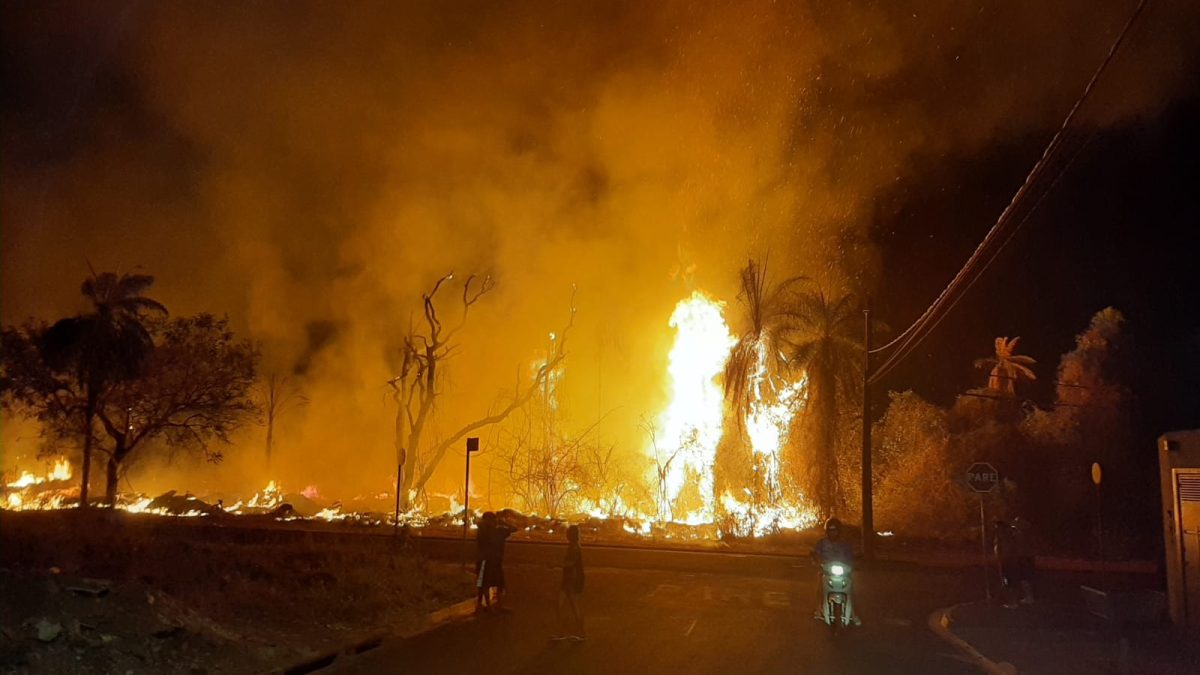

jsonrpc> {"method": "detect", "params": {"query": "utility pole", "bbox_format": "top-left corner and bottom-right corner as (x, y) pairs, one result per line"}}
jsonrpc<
(861, 300), (874, 559)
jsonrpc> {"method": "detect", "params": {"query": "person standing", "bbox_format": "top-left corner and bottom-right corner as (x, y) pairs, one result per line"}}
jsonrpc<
(484, 511), (518, 611)
(996, 516), (1036, 607)
(476, 512), (497, 613)
(553, 525), (586, 641)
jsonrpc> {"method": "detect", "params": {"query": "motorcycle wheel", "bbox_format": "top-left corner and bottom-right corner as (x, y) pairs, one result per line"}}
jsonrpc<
(830, 601), (842, 636)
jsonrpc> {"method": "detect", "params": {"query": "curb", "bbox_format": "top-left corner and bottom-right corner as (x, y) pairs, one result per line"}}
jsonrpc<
(266, 598), (476, 675)
(880, 553), (1157, 574)
(409, 598), (478, 637)
(927, 605), (1017, 675)
(1034, 557), (1156, 574)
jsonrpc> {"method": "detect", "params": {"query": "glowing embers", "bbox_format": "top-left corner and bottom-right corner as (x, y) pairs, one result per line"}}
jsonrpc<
(655, 291), (736, 523)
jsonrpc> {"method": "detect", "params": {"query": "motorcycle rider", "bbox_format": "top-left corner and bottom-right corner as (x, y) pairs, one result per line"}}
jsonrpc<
(812, 517), (860, 625)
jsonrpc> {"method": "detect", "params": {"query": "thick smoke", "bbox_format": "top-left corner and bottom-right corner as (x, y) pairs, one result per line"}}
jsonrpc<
(2, 1), (1196, 501)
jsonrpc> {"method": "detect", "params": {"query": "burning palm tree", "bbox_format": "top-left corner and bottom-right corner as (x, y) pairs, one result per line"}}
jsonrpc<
(723, 259), (806, 422)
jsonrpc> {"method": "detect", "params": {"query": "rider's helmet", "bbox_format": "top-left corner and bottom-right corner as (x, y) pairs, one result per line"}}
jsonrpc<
(824, 517), (842, 537)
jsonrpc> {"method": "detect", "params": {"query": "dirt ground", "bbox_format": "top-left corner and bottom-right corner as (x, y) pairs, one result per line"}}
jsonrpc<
(0, 511), (471, 674)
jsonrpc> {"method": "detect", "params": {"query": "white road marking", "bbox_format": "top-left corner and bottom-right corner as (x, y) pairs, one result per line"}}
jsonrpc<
(649, 584), (683, 598)
(763, 591), (791, 608)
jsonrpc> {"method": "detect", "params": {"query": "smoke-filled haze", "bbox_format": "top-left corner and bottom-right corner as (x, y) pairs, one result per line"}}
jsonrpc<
(3, 0), (1197, 503)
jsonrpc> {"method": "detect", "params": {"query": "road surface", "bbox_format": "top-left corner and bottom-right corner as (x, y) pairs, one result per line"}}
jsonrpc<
(333, 547), (981, 675)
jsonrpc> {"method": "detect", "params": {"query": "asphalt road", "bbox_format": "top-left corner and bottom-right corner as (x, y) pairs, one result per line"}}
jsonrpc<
(333, 549), (982, 675)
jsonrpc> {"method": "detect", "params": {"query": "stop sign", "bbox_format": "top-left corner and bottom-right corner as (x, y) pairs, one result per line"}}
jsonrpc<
(966, 462), (1000, 493)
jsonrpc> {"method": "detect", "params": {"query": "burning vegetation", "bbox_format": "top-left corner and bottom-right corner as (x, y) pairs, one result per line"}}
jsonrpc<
(2, 1), (1187, 557)
(0, 261), (1142, 556)
(2, 265), (842, 540)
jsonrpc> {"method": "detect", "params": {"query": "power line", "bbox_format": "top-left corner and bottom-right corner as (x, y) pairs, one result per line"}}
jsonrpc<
(866, 0), (1151, 385)
(869, 128), (1098, 384)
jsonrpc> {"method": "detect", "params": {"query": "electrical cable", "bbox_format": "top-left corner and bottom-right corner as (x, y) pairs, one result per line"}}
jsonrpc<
(865, 0), (1150, 383)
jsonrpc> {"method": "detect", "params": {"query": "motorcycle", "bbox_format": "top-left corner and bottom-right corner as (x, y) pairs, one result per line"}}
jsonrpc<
(819, 561), (855, 635)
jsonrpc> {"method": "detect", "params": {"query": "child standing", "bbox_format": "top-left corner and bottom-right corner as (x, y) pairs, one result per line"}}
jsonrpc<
(553, 525), (585, 641)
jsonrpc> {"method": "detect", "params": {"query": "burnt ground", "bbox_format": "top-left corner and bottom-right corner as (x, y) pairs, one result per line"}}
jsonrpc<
(0, 511), (472, 674)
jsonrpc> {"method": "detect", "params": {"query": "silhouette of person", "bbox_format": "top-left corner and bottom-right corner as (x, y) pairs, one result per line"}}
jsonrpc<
(553, 524), (586, 641)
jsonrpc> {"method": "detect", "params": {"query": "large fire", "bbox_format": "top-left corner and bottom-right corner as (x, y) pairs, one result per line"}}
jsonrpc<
(654, 291), (735, 523)
(651, 292), (818, 535)
(2, 292), (819, 539)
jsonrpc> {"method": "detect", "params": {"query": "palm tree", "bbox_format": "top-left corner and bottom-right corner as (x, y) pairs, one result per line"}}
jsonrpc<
(975, 337), (1036, 395)
(782, 290), (862, 516)
(40, 271), (167, 507)
(722, 259), (806, 422)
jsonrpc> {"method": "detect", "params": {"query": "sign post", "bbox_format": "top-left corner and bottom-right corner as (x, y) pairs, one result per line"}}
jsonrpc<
(1092, 462), (1104, 577)
(463, 437), (477, 535)
(463, 437), (480, 564)
(967, 462), (1000, 603)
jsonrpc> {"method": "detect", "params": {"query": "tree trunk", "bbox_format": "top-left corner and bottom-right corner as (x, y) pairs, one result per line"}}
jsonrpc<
(399, 427), (418, 510)
(809, 365), (841, 518)
(265, 417), (274, 469)
(79, 396), (95, 509)
(104, 455), (120, 507)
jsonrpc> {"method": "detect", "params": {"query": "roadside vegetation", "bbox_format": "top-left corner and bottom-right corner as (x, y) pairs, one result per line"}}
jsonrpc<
(0, 509), (469, 674)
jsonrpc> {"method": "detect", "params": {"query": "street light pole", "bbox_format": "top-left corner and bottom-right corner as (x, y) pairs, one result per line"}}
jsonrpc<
(463, 437), (480, 567)
(862, 300), (874, 559)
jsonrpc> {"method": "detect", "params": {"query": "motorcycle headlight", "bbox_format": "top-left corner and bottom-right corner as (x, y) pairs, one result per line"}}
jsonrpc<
(830, 564), (845, 577)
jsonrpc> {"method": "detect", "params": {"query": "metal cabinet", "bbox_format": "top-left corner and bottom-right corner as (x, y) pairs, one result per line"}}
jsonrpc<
(1160, 432), (1200, 632)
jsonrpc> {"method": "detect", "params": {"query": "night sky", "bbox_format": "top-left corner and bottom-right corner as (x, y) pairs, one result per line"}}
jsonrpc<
(873, 95), (1200, 445)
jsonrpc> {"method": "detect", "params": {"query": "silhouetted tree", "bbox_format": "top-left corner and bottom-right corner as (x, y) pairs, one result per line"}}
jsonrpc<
(258, 373), (307, 468)
(974, 336), (1037, 395)
(1021, 308), (1131, 547)
(783, 289), (862, 516)
(0, 271), (166, 506)
(93, 314), (259, 504)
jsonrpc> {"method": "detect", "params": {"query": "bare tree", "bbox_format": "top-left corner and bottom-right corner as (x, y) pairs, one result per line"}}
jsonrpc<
(387, 274), (574, 511)
(259, 373), (307, 468)
(497, 401), (609, 519)
(642, 416), (686, 522)
(580, 441), (632, 518)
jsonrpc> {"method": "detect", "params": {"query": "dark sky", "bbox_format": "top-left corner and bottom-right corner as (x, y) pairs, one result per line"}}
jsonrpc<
(1, 0), (1197, 495)
(873, 94), (1200, 444)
